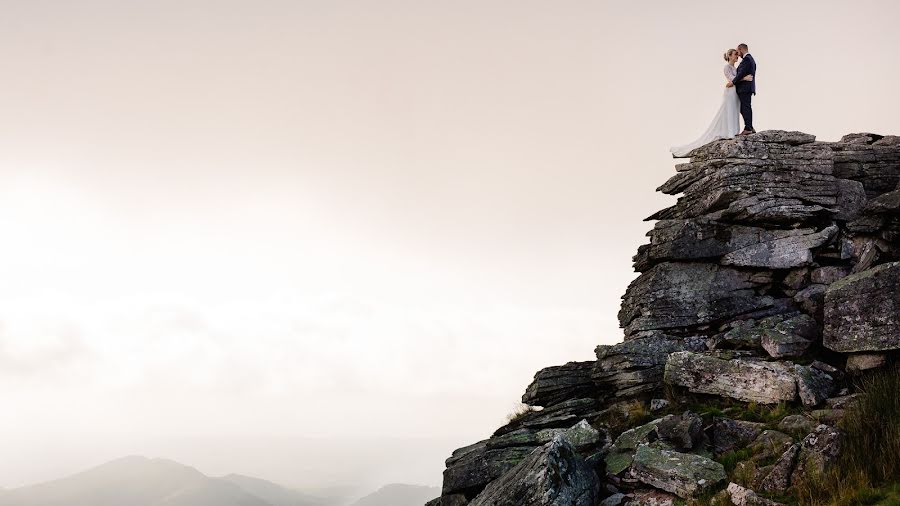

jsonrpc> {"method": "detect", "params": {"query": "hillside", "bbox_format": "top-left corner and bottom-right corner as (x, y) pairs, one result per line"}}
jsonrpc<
(350, 484), (440, 506)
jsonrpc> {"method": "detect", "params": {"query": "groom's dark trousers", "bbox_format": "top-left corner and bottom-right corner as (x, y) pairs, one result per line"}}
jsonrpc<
(732, 53), (757, 131)
(738, 92), (753, 132)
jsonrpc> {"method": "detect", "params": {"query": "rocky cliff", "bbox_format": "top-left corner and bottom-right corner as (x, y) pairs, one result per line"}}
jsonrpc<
(426, 131), (900, 506)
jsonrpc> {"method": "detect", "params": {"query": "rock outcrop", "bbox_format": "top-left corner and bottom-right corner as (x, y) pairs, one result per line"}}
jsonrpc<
(428, 131), (900, 506)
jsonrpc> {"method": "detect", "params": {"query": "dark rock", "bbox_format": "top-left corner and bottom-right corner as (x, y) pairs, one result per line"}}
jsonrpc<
(619, 263), (775, 337)
(793, 364), (836, 408)
(825, 394), (862, 410)
(758, 444), (799, 494)
(749, 430), (795, 463)
(625, 490), (678, 506)
(810, 409), (846, 425)
(711, 418), (765, 456)
(794, 284), (826, 321)
(630, 446), (726, 499)
(727, 313), (819, 359)
(823, 262), (900, 352)
(832, 133), (900, 198)
(487, 420), (603, 452)
(522, 361), (597, 408)
(790, 425), (843, 489)
(777, 415), (818, 436)
(593, 334), (706, 398)
(727, 482), (784, 506)
(652, 135), (837, 226)
(664, 352), (797, 404)
(846, 352), (887, 372)
(655, 411), (704, 451)
(441, 441), (534, 497)
(834, 178), (868, 221)
(493, 398), (603, 437)
(600, 493), (626, 506)
(649, 399), (669, 412)
(810, 266), (851, 285)
(468, 436), (600, 506)
(604, 419), (665, 475)
(639, 219), (835, 270)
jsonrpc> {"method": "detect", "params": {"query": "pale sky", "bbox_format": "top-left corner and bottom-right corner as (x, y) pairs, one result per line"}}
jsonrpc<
(1, 0), (898, 494)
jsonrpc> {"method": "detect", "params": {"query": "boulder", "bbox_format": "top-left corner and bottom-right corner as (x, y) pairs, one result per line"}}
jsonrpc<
(630, 446), (726, 499)
(664, 352), (797, 404)
(593, 334), (707, 398)
(846, 352), (887, 372)
(522, 361), (597, 408)
(823, 262), (900, 352)
(600, 493), (626, 506)
(624, 490), (678, 505)
(719, 313), (819, 359)
(757, 444), (799, 494)
(649, 399), (669, 412)
(790, 425), (843, 489)
(777, 415), (818, 436)
(441, 441), (534, 497)
(794, 364), (836, 408)
(487, 420), (603, 453)
(727, 483), (784, 506)
(810, 266), (851, 285)
(711, 418), (765, 456)
(467, 436), (600, 506)
(655, 411), (704, 451)
(604, 419), (665, 475)
(794, 284), (826, 321)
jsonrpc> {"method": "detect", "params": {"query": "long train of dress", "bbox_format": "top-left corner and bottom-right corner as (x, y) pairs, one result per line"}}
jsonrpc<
(670, 64), (741, 158)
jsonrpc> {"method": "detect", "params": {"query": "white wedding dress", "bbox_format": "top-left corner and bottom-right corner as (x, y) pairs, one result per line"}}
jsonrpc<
(670, 64), (741, 157)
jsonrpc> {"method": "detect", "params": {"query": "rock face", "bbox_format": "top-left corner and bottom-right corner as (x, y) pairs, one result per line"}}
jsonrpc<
(431, 131), (900, 506)
(522, 361), (598, 408)
(467, 437), (600, 506)
(592, 334), (706, 398)
(823, 262), (900, 352)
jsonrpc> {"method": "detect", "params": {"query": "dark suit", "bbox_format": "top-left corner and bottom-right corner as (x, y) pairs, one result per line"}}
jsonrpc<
(732, 53), (756, 131)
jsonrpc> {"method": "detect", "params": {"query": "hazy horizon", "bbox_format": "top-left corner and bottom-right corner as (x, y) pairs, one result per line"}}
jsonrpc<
(2, 0), (899, 494)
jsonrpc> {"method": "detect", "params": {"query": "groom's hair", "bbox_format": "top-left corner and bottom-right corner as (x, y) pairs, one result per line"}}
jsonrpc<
(737, 43), (749, 51)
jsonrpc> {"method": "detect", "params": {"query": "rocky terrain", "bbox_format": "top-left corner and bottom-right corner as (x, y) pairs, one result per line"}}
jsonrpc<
(427, 131), (900, 506)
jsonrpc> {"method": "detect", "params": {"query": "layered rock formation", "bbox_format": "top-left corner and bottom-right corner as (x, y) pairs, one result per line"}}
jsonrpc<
(427, 131), (900, 506)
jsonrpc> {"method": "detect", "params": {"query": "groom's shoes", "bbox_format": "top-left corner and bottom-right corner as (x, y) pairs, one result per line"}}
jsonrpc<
(738, 130), (754, 136)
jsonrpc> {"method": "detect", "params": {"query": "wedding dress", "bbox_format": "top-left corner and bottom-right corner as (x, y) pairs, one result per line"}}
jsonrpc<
(670, 64), (741, 157)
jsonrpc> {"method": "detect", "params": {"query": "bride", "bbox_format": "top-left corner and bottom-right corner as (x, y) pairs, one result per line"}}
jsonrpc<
(670, 49), (754, 157)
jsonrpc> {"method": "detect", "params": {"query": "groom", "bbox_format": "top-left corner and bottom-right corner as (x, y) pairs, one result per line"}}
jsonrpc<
(726, 43), (756, 135)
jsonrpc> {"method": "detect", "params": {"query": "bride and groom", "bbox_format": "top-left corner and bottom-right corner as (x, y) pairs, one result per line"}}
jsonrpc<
(671, 43), (757, 157)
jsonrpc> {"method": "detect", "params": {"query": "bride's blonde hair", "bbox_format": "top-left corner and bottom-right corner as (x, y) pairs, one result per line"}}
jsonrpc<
(723, 49), (738, 62)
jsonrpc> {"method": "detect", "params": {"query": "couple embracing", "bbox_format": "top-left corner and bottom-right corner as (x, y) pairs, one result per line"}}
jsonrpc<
(671, 43), (757, 157)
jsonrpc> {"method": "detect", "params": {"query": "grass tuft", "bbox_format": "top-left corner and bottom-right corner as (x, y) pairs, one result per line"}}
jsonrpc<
(795, 363), (900, 505)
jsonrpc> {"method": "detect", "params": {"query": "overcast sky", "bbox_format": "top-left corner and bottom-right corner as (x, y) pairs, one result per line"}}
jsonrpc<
(1, 0), (898, 493)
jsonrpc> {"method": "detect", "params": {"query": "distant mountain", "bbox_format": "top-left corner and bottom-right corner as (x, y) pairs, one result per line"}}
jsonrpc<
(221, 474), (326, 506)
(349, 484), (439, 506)
(0, 456), (435, 506)
(0, 456), (317, 506)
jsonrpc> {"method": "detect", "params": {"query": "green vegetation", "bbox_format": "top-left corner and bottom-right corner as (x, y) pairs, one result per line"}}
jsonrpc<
(716, 448), (753, 475)
(795, 363), (900, 506)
